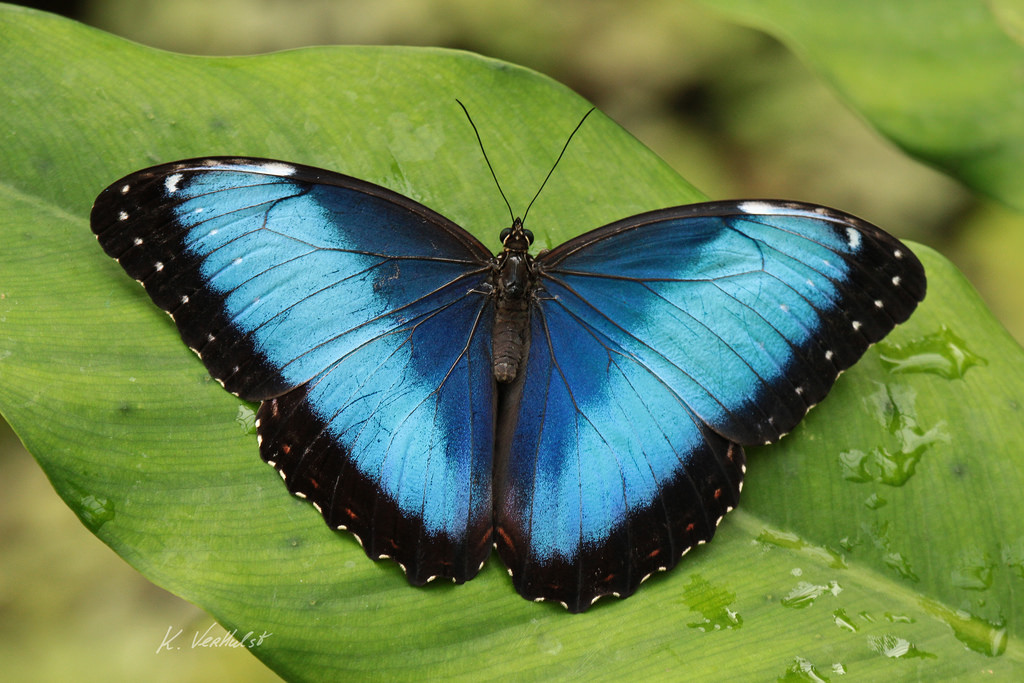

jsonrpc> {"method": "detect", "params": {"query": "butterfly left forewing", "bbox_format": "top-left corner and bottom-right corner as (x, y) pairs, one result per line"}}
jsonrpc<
(92, 157), (498, 584)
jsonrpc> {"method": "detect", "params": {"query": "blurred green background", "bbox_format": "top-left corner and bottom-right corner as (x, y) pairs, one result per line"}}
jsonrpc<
(3, 0), (1022, 680)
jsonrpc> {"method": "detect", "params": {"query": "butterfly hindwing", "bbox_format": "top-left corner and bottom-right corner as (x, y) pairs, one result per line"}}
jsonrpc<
(494, 298), (745, 611)
(92, 158), (498, 583)
(256, 286), (497, 583)
(494, 200), (925, 610)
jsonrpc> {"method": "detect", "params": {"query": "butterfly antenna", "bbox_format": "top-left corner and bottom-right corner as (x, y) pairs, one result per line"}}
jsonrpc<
(457, 99), (515, 224)
(522, 107), (596, 223)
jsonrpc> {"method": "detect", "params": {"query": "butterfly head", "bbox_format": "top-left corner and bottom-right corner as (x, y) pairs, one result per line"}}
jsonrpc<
(500, 218), (534, 253)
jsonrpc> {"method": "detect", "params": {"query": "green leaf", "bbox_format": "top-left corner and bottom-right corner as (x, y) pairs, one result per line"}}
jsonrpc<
(701, 0), (1024, 211)
(2, 6), (1023, 680)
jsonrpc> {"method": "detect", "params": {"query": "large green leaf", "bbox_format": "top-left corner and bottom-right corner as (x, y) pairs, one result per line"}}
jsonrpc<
(702, 0), (1024, 212)
(2, 5), (1022, 680)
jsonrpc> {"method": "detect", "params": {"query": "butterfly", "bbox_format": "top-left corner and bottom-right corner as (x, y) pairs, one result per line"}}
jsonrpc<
(90, 108), (925, 612)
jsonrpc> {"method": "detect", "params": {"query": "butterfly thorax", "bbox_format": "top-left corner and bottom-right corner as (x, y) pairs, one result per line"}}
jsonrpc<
(492, 218), (536, 384)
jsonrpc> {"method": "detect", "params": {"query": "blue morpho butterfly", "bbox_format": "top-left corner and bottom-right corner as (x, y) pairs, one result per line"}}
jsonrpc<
(91, 104), (925, 612)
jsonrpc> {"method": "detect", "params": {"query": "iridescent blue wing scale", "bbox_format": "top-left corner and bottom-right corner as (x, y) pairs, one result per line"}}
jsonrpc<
(495, 200), (925, 610)
(91, 158), (497, 584)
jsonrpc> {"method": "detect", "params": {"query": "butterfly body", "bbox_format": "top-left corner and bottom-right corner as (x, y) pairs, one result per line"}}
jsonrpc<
(92, 149), (925, 612)
(491, 218), (537, 383)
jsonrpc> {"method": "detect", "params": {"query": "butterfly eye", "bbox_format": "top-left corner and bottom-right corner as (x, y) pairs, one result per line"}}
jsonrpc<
(523, 228), (534, 245)
(500, 227), (511, 243)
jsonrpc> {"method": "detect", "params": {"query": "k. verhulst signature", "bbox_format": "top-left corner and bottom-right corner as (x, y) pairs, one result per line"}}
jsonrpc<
(157, 623), (272, 654)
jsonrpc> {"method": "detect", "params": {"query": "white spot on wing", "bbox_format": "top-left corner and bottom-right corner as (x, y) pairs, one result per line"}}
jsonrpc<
(133, 237), (143, 246)
(845, 227), (862, 250)
(892, 276), (901, 286)
(737, 201), (835, 221)
(118, 211), (129, 221)
(737, 200), (776, 215)
(154, 261), (164, 272)
(874, 300), (884, 308)
(214, 160), (297, 176)
(252, 161), (297, 176)
(852, 320), (862, 331)
(120, 184), (130, 194)
(165, 173), (183, 194)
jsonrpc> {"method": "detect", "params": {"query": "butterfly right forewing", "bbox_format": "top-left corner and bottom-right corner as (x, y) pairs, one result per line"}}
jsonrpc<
(493, 200), (924, 611)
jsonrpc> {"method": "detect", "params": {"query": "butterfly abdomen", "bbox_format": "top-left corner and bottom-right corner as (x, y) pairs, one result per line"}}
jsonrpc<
(493, 293), (530, 383)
